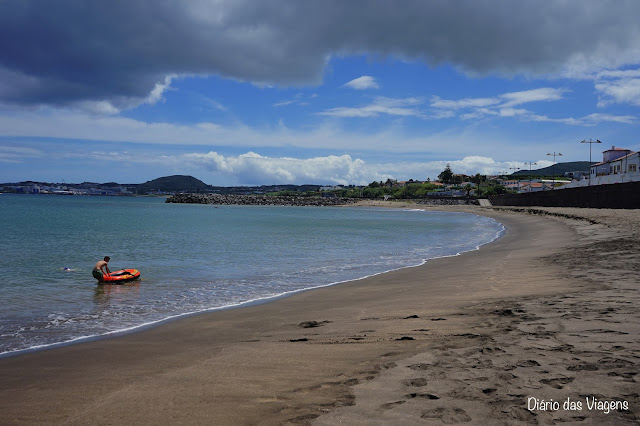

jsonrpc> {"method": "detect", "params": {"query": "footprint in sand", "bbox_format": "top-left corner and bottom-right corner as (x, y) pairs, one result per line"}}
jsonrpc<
(608, 371), (637, 380)
(407, 393), (439, 400)
(407, 363), (430, 371)
(377, 361), (397, 370)
(516, 359), (541, 367)
(567, 362), (598, 371)
(380, 400), (406, 410)
(497, 372), (517, 381)
(598, 357), (635, 368)
(298, 320), (331, 328)
(287, 413), (320, 423)
(480, 346), (505, 354)
(540, 377), (574, 389)
(608, 345), (626, 351)
(421, 407), (471, 424)
(404, 378), (428, 387)
(586, 328), (629, 335)
(549, 343), (574, 352)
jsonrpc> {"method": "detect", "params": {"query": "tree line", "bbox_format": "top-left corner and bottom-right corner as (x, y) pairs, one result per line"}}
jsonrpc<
(271, 164), (511, 199)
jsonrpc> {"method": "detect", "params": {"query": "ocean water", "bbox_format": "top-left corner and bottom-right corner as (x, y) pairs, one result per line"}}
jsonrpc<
(0, 194), (504, 356)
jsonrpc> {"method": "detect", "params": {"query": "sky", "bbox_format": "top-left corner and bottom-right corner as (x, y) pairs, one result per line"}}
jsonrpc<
(1, 1), (640, 186)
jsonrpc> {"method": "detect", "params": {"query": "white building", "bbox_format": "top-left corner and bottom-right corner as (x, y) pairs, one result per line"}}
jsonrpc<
(559, 146), (640, 189)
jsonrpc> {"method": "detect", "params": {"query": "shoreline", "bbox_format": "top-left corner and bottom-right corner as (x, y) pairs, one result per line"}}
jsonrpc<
(1, 205), (638, 424)
(0, 205), (503, 359)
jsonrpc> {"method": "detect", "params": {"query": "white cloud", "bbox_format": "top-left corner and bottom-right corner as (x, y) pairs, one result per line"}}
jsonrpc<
(432, 88), (566, 114)
(499, 88), (566, 107)
(530, 112), (636, 126)
(0, 145), (45, 163)
(66, 75), (176, 115)
(343, 76), (379, 90)
(429, 87), (636, 126)
(430, 96), (499, 110)
(580, 113), (636, 125)
(498, 108), (529, 117)
(273, 92), (315, 107)
(182, 151), (376, 185)
(595, 70), (640, 106)
(596, 69), (640, 79)
(459, 108), (497, 120)
(273, 100), (297, 107)
(146, 75), (175, 105)
(318, 96), (424, 118)
(75, 101), (120, 115)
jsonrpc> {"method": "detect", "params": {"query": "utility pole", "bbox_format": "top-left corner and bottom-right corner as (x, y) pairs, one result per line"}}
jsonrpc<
(509, 166), (520, 192)
(547, 152), (563, 189)
(524, 162), (537, 192)
(580, 139), (601, 186)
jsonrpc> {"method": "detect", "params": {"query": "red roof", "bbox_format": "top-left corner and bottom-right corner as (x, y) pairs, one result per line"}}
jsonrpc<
(604, 147), (632, 152)
(593, 150), (638, 166)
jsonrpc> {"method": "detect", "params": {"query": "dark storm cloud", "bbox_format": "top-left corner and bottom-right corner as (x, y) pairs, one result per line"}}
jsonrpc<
(1, 0), (639, 109)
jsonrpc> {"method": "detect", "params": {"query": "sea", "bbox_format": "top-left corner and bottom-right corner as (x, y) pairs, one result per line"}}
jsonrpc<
(0, 194), (504, 356)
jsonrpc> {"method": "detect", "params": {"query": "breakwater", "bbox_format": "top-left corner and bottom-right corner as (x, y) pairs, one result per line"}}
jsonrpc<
(416, 197), (479, 206)
(165, 193), (359, 206)
(166, 193), (481, 206)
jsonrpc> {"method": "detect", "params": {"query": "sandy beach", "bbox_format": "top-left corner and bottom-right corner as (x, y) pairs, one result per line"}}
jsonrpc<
(0, 204), (638, 425)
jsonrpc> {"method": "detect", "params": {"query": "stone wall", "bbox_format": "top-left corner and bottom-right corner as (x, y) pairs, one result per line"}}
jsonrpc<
(489, 181), (640, 209)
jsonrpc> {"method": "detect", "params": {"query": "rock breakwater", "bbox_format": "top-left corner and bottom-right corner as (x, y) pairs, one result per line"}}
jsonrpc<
(416, 198), (479, 206)
(165, 193), (359, 206)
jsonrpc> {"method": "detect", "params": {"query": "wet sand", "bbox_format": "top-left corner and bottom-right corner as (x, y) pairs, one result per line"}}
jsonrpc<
(0, 204), (638, 425)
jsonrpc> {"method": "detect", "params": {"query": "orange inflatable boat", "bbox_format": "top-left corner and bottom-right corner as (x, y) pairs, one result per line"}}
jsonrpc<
(101, 269), (141, 284)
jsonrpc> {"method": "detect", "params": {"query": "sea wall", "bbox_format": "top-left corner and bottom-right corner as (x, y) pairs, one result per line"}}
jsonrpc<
(416, 197), (479, 206)
(165, 193), (359, 206)
(489, 181), (640, 209)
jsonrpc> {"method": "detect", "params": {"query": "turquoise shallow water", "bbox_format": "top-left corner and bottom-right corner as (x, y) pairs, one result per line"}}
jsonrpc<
(0, 194), (504, 355)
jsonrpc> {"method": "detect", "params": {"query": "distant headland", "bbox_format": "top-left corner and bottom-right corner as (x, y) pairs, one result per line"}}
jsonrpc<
(0, 175), (327, 196)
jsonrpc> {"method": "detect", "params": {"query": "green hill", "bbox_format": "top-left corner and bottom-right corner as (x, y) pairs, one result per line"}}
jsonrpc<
(512, 161), (592, 177)
(135, 175), (211, 194)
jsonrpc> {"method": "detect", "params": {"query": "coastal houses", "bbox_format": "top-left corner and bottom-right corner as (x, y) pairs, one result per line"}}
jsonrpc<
(518, 181), (554, 193)
(591, 146), (639, 183)
(560, 145), (640, 189)
(499, 180), (559, 193)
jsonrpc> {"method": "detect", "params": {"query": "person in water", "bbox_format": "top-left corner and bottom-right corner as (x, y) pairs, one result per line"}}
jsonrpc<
(93, 256), (111, 282)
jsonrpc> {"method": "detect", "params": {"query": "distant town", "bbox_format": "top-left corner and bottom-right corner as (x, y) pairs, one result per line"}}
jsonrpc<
(0, 173), (571, 198)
